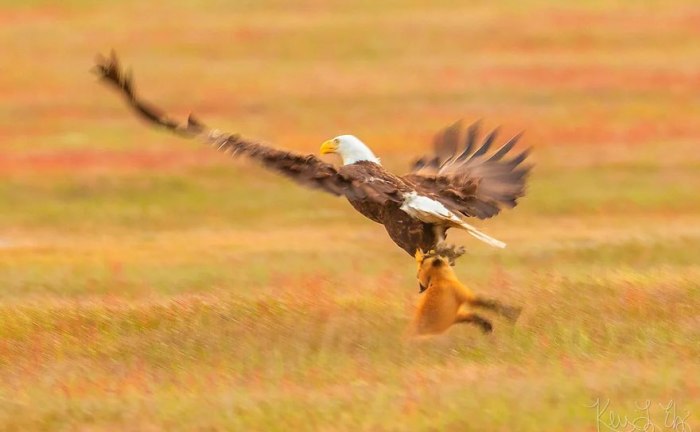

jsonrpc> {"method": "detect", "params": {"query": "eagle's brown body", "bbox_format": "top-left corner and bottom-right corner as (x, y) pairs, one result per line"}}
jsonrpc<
(340, 162), (438, 254)
(94, 52), (531, 257)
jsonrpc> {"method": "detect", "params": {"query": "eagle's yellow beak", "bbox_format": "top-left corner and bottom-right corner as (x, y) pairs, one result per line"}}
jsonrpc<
(320, 140), (338, 155)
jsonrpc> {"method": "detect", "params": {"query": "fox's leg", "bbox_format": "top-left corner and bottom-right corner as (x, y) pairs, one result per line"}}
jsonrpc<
(470, 296), (522, 322)
(454, 310), (493, 334)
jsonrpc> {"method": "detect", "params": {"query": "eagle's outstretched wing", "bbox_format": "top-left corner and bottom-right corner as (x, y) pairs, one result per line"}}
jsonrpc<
(93, 52), (403, 205)
(404, 120), (531, 219)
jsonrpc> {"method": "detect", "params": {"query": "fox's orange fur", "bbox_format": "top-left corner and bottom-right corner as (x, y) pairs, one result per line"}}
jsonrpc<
(410, 249), (521, 336)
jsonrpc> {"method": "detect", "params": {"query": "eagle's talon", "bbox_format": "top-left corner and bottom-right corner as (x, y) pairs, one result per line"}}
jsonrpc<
(433, 242), (466, 265)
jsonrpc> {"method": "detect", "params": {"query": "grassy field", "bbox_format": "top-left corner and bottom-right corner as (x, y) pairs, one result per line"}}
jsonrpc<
(1, 1), (699, 430)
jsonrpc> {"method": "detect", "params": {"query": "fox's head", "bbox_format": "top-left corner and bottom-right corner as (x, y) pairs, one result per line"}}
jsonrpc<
(414, 249), (454, 293)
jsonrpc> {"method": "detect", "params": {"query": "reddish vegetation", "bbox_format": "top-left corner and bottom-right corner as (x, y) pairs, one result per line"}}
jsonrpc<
(543, 8), (700, 32)
(1, 3), (699, 430)
(1, 117), (693, 176)
(0, 149), (228, 176)
(478, 66), (700, 93)
(532, 120), (700, 147)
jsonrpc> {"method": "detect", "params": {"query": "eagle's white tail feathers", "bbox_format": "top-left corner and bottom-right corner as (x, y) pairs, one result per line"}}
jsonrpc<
(455, 219), (506, 249)
(400, 192), (506, 249)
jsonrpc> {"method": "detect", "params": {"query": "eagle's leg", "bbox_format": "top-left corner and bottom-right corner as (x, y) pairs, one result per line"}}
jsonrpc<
(431, 226), (466, 264)
(432, 225), (446, 246)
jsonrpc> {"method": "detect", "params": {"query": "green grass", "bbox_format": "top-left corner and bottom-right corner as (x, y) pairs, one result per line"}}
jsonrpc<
(1, 0), (699, 430)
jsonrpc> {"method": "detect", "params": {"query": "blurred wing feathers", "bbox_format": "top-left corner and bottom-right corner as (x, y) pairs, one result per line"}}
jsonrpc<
(93, 51), (399, 204)
(407, 121), (531, 219)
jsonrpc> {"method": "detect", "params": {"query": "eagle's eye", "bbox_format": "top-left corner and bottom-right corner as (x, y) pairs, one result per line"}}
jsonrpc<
(333, 138), (340, 144)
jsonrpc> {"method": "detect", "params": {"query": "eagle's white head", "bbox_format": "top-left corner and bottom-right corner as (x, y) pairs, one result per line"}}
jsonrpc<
(320, 135), (381, 165)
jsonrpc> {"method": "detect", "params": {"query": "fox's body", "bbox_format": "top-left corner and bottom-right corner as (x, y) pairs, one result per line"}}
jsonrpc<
(411, 249), (520, 336)
(413, 269), (475, 335)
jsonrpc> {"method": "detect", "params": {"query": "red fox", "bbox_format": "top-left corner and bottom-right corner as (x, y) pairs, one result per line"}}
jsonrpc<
(410, 249), (521, 336)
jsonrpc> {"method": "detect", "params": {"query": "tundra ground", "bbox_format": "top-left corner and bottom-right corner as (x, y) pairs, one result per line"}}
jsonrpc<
(1, 1), (699, 430)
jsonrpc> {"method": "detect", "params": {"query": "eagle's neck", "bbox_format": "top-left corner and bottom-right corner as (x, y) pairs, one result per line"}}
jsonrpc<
(341, 138), (381, 166)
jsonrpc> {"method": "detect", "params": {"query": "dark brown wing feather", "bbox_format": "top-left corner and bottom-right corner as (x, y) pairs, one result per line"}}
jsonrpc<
(405, 121), (531, 219)
(93, 51), (402, 204)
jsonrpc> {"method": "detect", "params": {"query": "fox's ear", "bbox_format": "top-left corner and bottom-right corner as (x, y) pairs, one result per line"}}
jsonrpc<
(432, 257), (444, 268)
(415, 249), (424, 263)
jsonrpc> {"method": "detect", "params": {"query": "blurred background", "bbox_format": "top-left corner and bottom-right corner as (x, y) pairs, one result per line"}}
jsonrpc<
(1, 1), (698, 430)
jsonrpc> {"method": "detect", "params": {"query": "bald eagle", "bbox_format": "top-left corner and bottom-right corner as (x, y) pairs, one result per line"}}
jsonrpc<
(94, 53), (531, 256)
